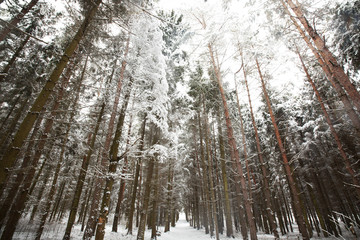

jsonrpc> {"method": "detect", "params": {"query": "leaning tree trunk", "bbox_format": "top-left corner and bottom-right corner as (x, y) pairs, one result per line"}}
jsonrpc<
(0, 54), (79, 237)
(0, 109), (44, 225)
(282, 0), (360, 113)
(256, 58), (309, 240)
(208, 43), (257, 240)
(0, 0), (103, 186)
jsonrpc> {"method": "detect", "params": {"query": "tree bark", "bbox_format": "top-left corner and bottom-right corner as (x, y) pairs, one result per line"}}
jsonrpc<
(83, 38), (129, 240)
(202, 100), (220, 240)
(0, 109), (43, 225)
(150, 162), (160, 240)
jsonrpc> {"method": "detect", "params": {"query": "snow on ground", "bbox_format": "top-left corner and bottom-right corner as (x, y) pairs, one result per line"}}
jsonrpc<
(11, 213), (356, 239)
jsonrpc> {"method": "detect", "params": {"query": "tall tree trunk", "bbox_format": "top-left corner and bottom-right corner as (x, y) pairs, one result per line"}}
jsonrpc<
(34, 83), (83, 239)
(150, 162), (160, 240)
(127, 116), (147, 234)
(62, 60), (105, 239)
(0, 94), (30, 152)
(239, 55), (279, 239)
(208, 43), (257, 240)
(0, 0), (103, 186)
(256, 58), (309, 240)
(112, 112), (133, 232)
(0, 92), (23, 131)
(297, 50), (360, 200)
(0, 0), (39, 42)
(136, 125), (160, 240)
(95, 77), (133, 240)
(0, 54), (79, 237)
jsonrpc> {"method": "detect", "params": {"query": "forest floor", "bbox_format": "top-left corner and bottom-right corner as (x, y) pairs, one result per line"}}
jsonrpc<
(11, 213), (358, 239)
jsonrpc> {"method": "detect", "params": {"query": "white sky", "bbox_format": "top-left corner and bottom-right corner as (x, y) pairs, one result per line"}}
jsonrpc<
(156, 0), (306, 112)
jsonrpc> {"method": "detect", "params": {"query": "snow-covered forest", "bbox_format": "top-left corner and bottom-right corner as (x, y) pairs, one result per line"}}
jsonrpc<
(0, 0), (359, 239)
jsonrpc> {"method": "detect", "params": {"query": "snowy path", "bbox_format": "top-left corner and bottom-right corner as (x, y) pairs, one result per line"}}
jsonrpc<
(159, 218), (212, 240)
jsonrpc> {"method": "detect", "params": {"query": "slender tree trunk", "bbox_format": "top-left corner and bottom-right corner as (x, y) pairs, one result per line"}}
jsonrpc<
(256, 58), (309, 240)
(0, 0), (39, 42)
(297, 50), (360, 199)
(0, 92), (22, 131)
(127, 116), (147, 234)
(62, 65), (106, 240)
(136, 125), (159, 240)
(81, 179), (95, 231)
(208, 43), (257, 240)
(34, 98), (81, 240)
(239, 55), (279, 239)
(216, 110), (233, 237)
(29, 163), (52, 222)
(112, 113), (133, 232)
(0, 0), (103, 186)
(150, 162), (160, 240)
(95, 77), (133, 240)
(0, 54), (79, 237)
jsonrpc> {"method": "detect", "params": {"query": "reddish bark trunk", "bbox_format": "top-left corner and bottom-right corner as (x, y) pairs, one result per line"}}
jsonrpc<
(283, 0), (360, 112)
